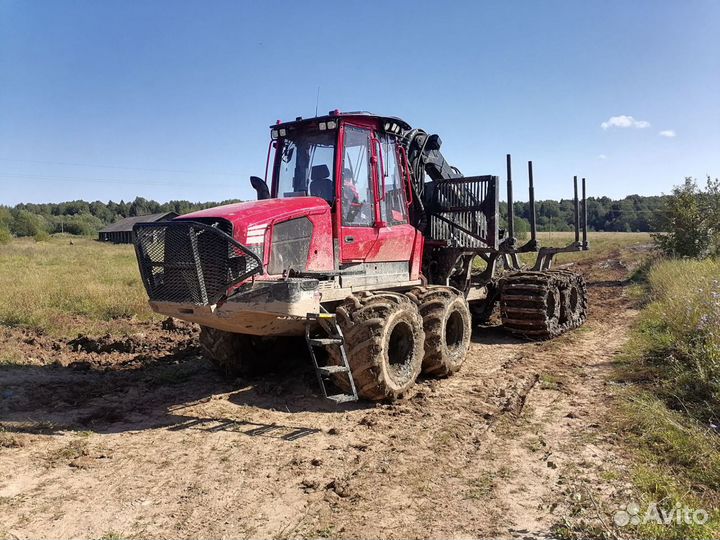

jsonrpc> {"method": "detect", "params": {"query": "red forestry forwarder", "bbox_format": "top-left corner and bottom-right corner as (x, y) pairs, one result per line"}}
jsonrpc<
(133, 111), (590, 402)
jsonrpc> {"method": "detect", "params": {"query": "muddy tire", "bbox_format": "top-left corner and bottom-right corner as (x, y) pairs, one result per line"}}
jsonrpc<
(500, 272), (564, 339)
(199, 326), (279, 376)
(328, 292), (425, 401)
(407, 286), (472, 377)
(500, 270), (588, 339)
(555, 270), (588, 330)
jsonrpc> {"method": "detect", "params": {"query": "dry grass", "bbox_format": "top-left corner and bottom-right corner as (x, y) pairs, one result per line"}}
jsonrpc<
(612, 257), (720, 539)
(472, 231), (653, 270)
(625, 258), (720, 420)
(0, 236), (158, 337)
(533, 231), (652, 265)
(45, 439), (89, 466)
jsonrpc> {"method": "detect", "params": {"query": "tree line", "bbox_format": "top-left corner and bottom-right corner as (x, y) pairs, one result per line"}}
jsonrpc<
(499, 194), (668, 234)
(0, 193), (670, 241)
(0, 197), (241, 239)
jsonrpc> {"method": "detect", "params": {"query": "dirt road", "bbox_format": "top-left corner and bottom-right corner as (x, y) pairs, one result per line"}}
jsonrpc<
(0, 252), (641, 539)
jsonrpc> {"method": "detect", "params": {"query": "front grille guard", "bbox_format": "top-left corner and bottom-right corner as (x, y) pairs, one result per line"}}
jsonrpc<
(133, 221), (264, 306)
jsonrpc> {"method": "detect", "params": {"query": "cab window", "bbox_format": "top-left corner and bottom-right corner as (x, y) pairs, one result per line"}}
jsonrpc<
(341, 126), (374, 226)
(378, 135), (408, 225)
(276, 130), (335, 203)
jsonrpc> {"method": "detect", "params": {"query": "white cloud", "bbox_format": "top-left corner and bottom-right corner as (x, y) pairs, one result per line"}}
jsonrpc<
(659, 129), (676, 138)
(598, 154), (607, 160)
(601, 115), (651, 130)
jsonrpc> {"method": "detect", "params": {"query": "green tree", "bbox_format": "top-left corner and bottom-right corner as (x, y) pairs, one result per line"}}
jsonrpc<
(513, 216), (531, 240)
(10, 210), (47, 237)
(0, 206), (11, 228)
(653, 177), (720, 258)
(0, 226), (11, 244)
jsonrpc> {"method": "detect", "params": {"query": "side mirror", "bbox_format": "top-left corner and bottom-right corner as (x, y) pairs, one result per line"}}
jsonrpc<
(250, 176), (270, 200)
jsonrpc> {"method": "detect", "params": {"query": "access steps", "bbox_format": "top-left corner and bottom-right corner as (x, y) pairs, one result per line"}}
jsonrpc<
(305, 312), (358, 403)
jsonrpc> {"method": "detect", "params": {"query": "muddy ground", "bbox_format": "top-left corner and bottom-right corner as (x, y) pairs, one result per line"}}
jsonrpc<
(0, 249), (646, 539)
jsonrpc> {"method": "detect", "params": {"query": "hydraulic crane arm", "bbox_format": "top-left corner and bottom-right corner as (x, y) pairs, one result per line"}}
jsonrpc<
(398, 128), (463, 234)
(401, 129), (462, 196)
(399, 127), (489, 240)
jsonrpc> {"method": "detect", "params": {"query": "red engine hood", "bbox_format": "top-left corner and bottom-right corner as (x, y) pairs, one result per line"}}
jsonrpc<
(176, 196), (335, 278)
(178, 197), (331, 233)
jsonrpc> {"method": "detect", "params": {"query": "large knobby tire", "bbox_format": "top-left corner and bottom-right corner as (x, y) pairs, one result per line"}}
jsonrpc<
(199, 326), (280, 376)
(407, 286), (472, 377)
(500, 270), (588, 339)
(328, 292), (425, 401)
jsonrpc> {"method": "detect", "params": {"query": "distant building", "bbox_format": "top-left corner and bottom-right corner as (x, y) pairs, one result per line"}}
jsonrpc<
(98, 212), (178, 244)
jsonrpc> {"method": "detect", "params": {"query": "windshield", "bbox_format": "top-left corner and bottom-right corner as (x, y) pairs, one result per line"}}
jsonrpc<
(275, 130), (336, 201)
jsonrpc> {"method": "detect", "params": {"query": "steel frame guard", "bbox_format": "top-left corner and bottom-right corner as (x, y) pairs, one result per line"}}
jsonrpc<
(132, 220), (265, 306)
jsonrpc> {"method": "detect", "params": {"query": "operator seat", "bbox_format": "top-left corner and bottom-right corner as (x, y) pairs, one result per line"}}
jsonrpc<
(309, 164), (334, 204)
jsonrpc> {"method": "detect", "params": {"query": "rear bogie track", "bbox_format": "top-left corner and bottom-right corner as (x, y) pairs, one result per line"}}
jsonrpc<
(499, 270), (588, 339)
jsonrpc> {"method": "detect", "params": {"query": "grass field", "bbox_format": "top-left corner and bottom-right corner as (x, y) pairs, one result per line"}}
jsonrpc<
(615, 257), (720, 539)
(0, 232), (652, 339)
(626, 258), (720, 420)
(0, 235), (158, 338)
(527, 230), (651, 265)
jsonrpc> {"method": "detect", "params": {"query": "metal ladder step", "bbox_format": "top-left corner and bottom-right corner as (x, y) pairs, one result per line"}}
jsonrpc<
(326, 394), (357, 404)
(317, 365), (349, 376)
(308, 337), (343, 347)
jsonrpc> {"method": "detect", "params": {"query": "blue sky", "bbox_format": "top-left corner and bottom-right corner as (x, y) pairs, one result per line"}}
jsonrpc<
(1, 0), (718, 205)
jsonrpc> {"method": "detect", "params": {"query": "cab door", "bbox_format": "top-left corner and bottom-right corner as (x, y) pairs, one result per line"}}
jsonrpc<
(365, 133), (415, 264)
(338, 124), (378, 263)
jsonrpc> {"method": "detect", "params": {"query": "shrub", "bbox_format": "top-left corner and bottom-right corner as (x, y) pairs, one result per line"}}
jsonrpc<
(653, 177), (720, 258)
(33, 230), (50, 242)
(0, 227), (11, 245)
(514, 217), (531, 241)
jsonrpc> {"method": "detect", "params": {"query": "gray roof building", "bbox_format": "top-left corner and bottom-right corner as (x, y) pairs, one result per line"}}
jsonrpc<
(98, 212), (178, 243)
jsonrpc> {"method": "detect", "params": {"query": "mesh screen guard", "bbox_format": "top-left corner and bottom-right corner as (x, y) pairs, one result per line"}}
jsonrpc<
(133, 221), (263, 306)
(428, 175), (499, 250)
